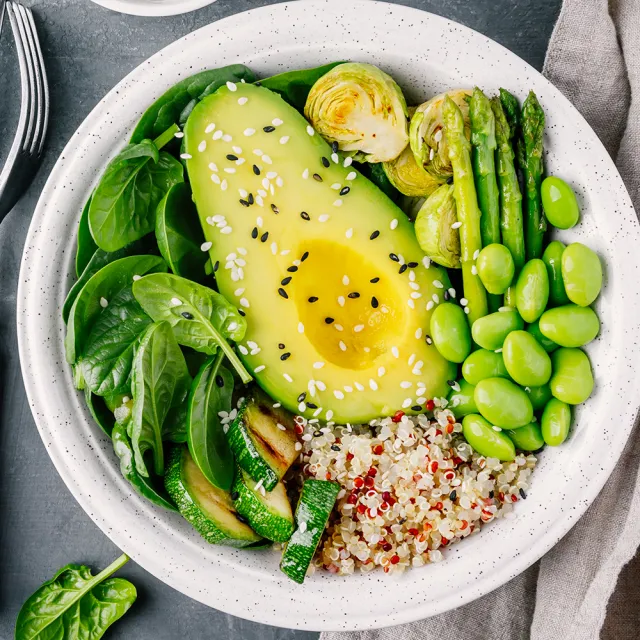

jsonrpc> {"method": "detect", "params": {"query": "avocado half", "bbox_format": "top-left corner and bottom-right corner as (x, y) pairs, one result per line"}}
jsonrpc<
(184, 82), (456, 424)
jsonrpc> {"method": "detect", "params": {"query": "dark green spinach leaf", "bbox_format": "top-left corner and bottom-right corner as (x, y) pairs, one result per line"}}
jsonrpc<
(129, 321), (191, 477)
(132, 273), (251, 383)
(76, 195), (98, 278)
(65, 255), (166, 365)
(155, 182), (208, 283)
(187, 352), (234, 491)
(84, 388), (116, 437)
(260, 62), (345, 111)
(15, 554), (135, 640)
(130, 65), (257, 143)
(357, 161), (400, 202)
(112, 421), (177, 511)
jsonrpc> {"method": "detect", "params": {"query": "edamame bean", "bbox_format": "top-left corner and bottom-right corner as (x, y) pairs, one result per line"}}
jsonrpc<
(502, 330), (552, 386)
(525, 384), (552, 412)
(476, 244), (515, 295)
(506, 422), (545, 451)
(539, 305), (600, 347)
(526, 320), (558, 353)
(430, 302), (472, 363)
(471, 309), (524, 351)
(462, 350), (510, 385)
(542, 241), (570, 306)
(448, 379), (478, 418)
(474, 377), (534, 428)
(541, 398), (572, 445)
(550, 347), (594, 404)
(562, 243), (603, 306)
(462, 414), (516, 461)
(515, 259), (549, 323)
(541, 176), (580, 229)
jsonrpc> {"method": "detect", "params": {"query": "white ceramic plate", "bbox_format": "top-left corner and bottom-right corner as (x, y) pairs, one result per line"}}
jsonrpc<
(90, 0), (217, 17)
(18, 0), (640, 631)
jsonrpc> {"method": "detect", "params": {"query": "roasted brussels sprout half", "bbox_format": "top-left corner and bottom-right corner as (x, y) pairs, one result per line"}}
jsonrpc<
(414, 183), (461, 268)
(382, 145), (444, 197)
(304, 62), (409, 163)
(409, 89), (471, 181)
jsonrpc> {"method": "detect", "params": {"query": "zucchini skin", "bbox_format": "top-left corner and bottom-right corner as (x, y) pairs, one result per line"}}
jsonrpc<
(280, 479), (340, 583)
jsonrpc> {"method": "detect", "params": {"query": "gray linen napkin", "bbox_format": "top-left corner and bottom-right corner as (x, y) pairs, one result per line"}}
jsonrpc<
(322, 1), (640, 638)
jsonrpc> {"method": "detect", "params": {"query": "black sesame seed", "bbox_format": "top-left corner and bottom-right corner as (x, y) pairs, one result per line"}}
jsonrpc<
(248, 193), (254, 205)
(449, 490), (457, 501)
(261, 231), (269, 242)
(271, 204), (279, 214)
(325, 317), (334, 324)
(371, 296), (379, 308)
(215, 374), (224, 388)
(255, 81), (262, 86)
(280, 352), (291, 361)
(239, 199), (250, 207)
(519, 488), (527, 499)
(340, 186), (350, 196)
(331, 444), (341, 451)
(238, 309), (246, 316)
(278, 288), (288, 299)
(348, 292), (360, 299)
(370, 230), (380, 240)
(332, 141), (339, 154)
(226, 154), (238, 161)
(307, 403), (318, 409)
(278, 343), (285, 349)
(287, 266), (298, 273)
(301, 251), (309, 262)
(281, 277), (292, 285)
(231, 491), (240, 500)
(370, 277), (380, 283)
(389, 253), (399, 262)
(443, 290), (450, 301)
(313, 430), (323, 437)
(447, 379), (456, 388)
(181, 311), (194, 319)
(489, 490), (495, 499)
(235, 513), (249, 524)
(213, 260), (220, 273)
(251, 227), (258, 239)
(321, 156), (330, 168)
(407, 261), (419, 268)
(252, 164), (260, 175)
(313, 173), (323, 182)
(263, 125), (276, 132)
(297, 392), (307, 403)
(308, 296), (318, 303)
(398, 264), (408, 274)
(425, 334), (433, 345)
(412, 405), (423, 412)
(300, 211), (310, 221)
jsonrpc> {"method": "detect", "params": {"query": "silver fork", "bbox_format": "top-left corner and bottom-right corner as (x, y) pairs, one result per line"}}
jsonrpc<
(0, 2), (49, 223)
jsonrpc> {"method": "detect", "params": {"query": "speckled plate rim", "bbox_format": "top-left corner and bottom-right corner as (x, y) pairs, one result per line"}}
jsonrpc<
(17, 0), (640, 631)
(89, 0), (218, 17)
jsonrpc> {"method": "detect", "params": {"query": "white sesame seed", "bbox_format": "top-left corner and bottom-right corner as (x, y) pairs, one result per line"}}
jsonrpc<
(313, 362), (325, 369)
(492, 425), (503, 432)
(316, 380), (327, 391)
(99, 297), (108, 308)
(180, 153), (192, 159)
(208, 163), (219, 173)
(174, 131), (185, 138)
(433, 280), (444, 289)
(409, 281), (419, 290)
(212, 130), (223, 140)
(298, 322), (305, 334)
(238, 189), (248, 198)
(392, 346), (400, 358)
(334, 389), (345, 399)
(270, 184), (275, 196)
(473, 249), (480, 260)
(402, 398), (413, 408)
(276, 176), (284, 187)
(280, 249), (291, 256)
(451, 221), (462, 229)
(238, 345), (249, 355)
(400, 381), (412, 389)
(221, 226), (232, 234)
(333, 199), (343, 207)
(390, 218), (399, 230)
(262, 154), (273, 165)
(410, 291), (422, 299)
(279, 136), (290, 144)
(339, 341), (347, 351)
(354, 324), (365, 333)
(408, 354), (416, 366)
(423, 256), (431, 269)
(343, 385), (353, 393)
(224, 167), (236, 174)
(226, 81), (238, 91)
(244, 128), (255, 136)
(343, 156), (353, 167)
(415, 328), (423, 339)
(234, 288), (245, 296)
(198, 140), (207, 153)
(369, 379), (378, 391)
(272, 118), (283, 126)
(460, 297), (469, 306)
(222, 134), (232, 142)
(318, 214), (330, 222)
(256, 216), (264, 228)
(266, 171), (278, 179)
(254, 365), (266, 373)
(338, 296), (345, 307)
(464, 306), (470, 314)
(334, 324), (344, 331)
(353, 382), (364, 391)
(342, 275), (350, 286)
(204, 123), (216, 135)
(298, 402), (306, 412)
(238, 97), (248, 105)
(247, 341), (258, 349)
(283, 373), (293, 383)
(346, 228), (353, 238)
(331, 153), (339, 164)
(432, 293), (439, 303)
(302, 168), (309, 179)
(408, 299), (415, 309)
(199, 241), (213, 252)
(346, 171), (357, 181)
(211, 174), (221, 184)
(471, 265), (478, 275)
(331, 183), (341, 190)
(257, 189), (267, 197)
(378, 367), (386, 377)
(239, 298), (249, 308)
(270, 242), (278, 255)
(255, 196), (264, 207)
(448, 287), (457, 298)
(306, 125), (315, 136)
(426, 300), (435, 311)
(220, 180), (228, 191)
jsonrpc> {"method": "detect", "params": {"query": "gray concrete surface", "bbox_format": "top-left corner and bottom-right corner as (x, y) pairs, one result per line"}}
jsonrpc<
(0, 0), (561, 637)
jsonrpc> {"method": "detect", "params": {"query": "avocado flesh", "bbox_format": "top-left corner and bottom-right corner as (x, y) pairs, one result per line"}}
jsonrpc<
(184, 83), (456, 423)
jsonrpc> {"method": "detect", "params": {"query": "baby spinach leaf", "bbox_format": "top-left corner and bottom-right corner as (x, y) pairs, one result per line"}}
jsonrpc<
(15, 554), (135, 640)
(79, 286), (152, 396)
(130, 64), (257, 143)
(65, 255), (167, 365)
(112, 421), (177, 511)
(155, 182), (208, 283)
(84, 388), (116, 437)
(129, 322), (192, 477)
(187, 352), (234, 491)
(260, 61), (345, 112)
(162, 400), (189, 443)
(132, 273), (251, 383)
(89, 143), (184, 253)
(76, 195), (98, 278)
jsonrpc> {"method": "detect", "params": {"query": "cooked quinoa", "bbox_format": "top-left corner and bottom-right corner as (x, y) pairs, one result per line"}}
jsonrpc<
(291, 401), (536, 576)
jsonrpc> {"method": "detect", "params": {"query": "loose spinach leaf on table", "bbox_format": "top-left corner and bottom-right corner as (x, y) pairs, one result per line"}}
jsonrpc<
(132, 273), (251, 383)
(129, 321), (192, 477)
(260, 61), (345, 111)
(15, 554), (135, 640)
(187, 352), (235, 491)
(130, 64), (257, 143)
(112, 421), (177, 511)
(155, 182), (208, 283)
(65, 255), (167, 365)
(76, 195), (98, 278)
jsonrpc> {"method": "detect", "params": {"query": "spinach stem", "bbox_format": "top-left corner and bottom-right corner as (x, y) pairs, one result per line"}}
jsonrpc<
(95, 553), (130, 582)
(153, 124), (180, 150)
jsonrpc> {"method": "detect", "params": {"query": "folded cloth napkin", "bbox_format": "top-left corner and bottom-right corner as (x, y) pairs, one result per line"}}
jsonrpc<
(322, 1), (640, 638)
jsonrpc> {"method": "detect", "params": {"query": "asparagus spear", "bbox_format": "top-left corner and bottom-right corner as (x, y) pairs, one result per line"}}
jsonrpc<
(491, 97), (525, 307)
(469, 87), (501, 312)
(521, 91), (546, 260)
(443, 95), (488, 324)
(499, 88), (524, 168)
